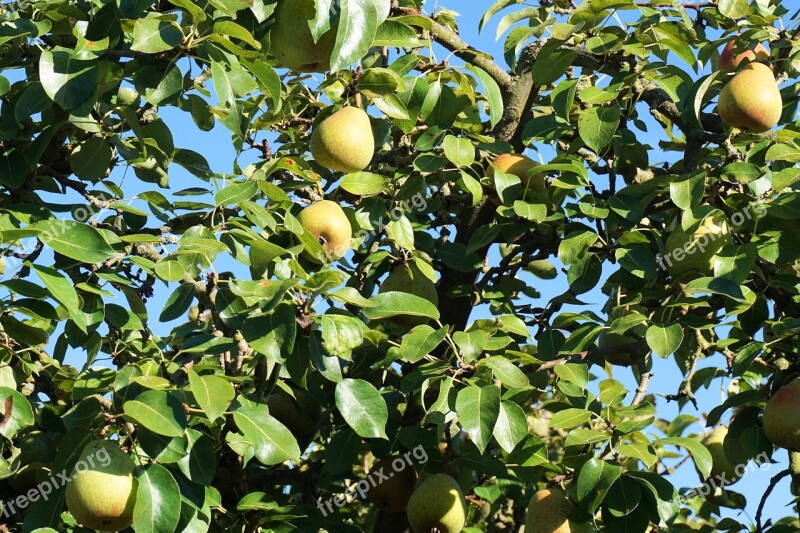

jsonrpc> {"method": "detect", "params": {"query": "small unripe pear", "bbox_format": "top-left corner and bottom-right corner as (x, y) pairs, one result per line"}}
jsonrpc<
(297, 200), (352, 260)
(717, 41), (770, 72)
(700, 426), (739, 484)
(379, 263), (438, 329)
(664, 213), (730, 278)
(489, 153), (544, 192)
(65, 441), (138, 532)
(406, 474), (466, 533)
(269, 0), (336, 73)
(310, 107), (375, 173)
(718, 62), (782, 133)
(266, 386), (321, 440)
(763, 378), (800, 451)
(525, 488), (592, 533)
(366, 457), (418, 513)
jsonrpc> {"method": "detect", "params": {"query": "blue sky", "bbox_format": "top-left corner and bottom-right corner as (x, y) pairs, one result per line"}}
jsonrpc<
(4, 0), (792, 526)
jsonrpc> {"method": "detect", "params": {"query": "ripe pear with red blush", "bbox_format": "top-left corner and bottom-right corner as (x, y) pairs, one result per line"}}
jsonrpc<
(718, 62), (782, 133)
(718, 41), (770, 72)
(763, 378), (800, 451)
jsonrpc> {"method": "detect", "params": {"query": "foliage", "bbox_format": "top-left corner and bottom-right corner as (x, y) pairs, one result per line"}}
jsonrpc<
(0, 0), (799, 531)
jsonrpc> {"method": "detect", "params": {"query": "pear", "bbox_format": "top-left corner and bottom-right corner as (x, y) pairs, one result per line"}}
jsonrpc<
(269, 0), (336, 73)
(366, 457), (418, 513)
(718, 41), (770, 72)
(763, 378), (800, 451)
(310, 107), (375, 173)
(298, 200), (352, 260)
(718, 62), (782, 133)
(266, 385), (321, 440)
(270, 0), (391, 73)
(663, 212), (730, 278)
(489, 153), (544, 192)
(699, 426), (739, 484)
(379, 263), (438, 329)
(65, 440), (138, 532)
(525, 488), (592, 533)
(407, 474), (466, 533)
(597, 332), (639, 366)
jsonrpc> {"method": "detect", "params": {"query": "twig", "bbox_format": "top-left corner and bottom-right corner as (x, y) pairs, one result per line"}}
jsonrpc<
(756, 469), (791, 532)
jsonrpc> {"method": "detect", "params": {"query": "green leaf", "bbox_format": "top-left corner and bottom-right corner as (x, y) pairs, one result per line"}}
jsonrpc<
(493, 401), (527, 453)
(615, 244), (656, 279)
(362, 292), (440, 321)
(159, 282), (196, 322)
(442, 135), (475, 168)
(335, 379), (388, 439)
(549, 408), (593, 430)
(482, 357), (530, 388)
(467, 65), (504, 128)
(133, 463), (181, 533)
(399, 325), (448, 362)
(39, 50), (98, 113)
(70, 137), (113, 180)
(669, 171), (705, 210)
(659, 437), (713, 479)
(340, 172), (388, 196)
(124, 390), (187, 437)
(578, 106), (620, 153)
(576, 458), (623, 514)
(321, 314), (364, 355)
(177, 428), (217, 485)
(455, 385), (501, 453)
(233, 407), (301, 464)
(131, 17), (183, 53)
(330, 0), (379, 71)
(553, 363), (589, 388)
(31, 264), (87, 332)
(35, 220), (116, 264)
(718, 0), (748, 18)
(0, 387), (34, 438)
(645, 323), (683, 357)
(188, 370), (235, 422)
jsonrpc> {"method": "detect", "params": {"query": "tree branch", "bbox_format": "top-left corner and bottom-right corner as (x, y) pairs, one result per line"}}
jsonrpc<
(756, 469), (791, 533)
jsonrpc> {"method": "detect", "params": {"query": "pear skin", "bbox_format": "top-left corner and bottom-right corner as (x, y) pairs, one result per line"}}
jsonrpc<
(270, 0), (336, 72)
(366, 457), (418, 513)
(763, 378), (800, 451)
(311, 107), (375, 173)
(525, 488), (592, 533)
(489, 153), (545, 192)
(718, 62), (782, 133)
(699, 426), (739, 484)
(298, 200), (352, 260)
(406, 474), (466, 533)
(65, 441), (138, 532)
(664, 213), (730, 278)
(718, 41), (770, 72)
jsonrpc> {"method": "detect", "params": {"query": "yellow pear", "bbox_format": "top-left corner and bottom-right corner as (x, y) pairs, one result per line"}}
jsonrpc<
(663, 212), (730, 278)
(699, 426), (739, 484)
(763, 378), (800, 451)
(310, 107), (375, 173)
(718, 62), (782, 133)
(65, 440), (138, 532)
(270, 0), (391, 73)
(406, 474), (466, 533)
(525, 488), (592, 533)
(718, 41), (770, 72)
(489, 153), (544, 192)
(366, 457), (418, 513)
(297, 200), (352, 260)
(269, 0), (336, 73)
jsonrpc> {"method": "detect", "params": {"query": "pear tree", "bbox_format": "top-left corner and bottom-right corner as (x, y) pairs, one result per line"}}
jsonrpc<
(1, 0), (800, 532)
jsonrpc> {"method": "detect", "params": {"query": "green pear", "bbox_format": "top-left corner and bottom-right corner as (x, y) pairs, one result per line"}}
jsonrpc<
(366, 457), (418, 513)
(597, 332), (641, 366)
(763, 378), (800, 451)
(699, 426), (739, 484)
(266, 385), (321, 440)
(298, 200), (352, 260)
(489, 153), (544, 192)
(525, 488), (592, 533)
(379, 262), (438, 329)
(406, 474), (466, 533)
(718, 62), (782, 133)
(718, 41), (770, 72)
(663, 212), (730, 278)
(65, 440), (138, 532)
(269, 0), (336, 73)
(270, 0), (391, 73)
(310, 107), (375, 173)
